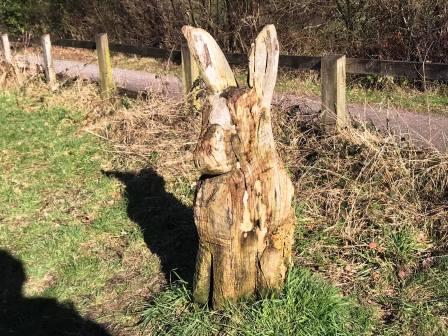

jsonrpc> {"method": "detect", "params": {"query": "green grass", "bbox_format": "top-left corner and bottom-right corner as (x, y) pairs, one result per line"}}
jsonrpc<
(377, 258), (448, 336)
(141, 267), (375, 336)
(347, 82), (448, 115)
(0, 86), (446, 335)
(0, 91), (160, 333)
(0, 89), (375, 335)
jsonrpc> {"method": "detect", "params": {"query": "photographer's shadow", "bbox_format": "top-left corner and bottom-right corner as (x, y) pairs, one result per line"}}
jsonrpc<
(0, 250), (110, 336)
(103, 168), (198, 285)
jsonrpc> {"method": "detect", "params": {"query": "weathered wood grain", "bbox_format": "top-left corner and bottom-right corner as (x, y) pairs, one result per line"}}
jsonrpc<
(1, 34), (12, 63)
(95, 34), (115, 98)
(181, 44), (200, 95)
(184, 25), (295, 308)
(41, 34), (57, 89)
(321, 55), (349, 131)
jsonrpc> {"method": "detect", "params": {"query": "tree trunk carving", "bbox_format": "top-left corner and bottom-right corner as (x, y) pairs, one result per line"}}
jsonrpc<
(182, 25), (295, 308)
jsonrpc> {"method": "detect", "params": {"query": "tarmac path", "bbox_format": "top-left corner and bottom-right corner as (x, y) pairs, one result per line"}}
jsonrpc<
(18, 55), (448, 152)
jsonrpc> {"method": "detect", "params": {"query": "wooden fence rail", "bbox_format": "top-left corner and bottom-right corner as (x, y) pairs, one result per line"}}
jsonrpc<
(52, 37), (447, 130)
(2, 33), (448, 131)
(53, 39), (448, 81)
(53, 39), (182, 64)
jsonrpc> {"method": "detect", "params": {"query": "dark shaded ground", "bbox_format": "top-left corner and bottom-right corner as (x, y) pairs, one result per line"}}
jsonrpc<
(0, 250), (110, 336)
(103, 168), (198, 285)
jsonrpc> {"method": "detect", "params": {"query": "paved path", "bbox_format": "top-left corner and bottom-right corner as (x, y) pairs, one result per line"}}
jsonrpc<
(275, 94), (448, 152)
(19, 55), (182, 98)
(19, 55), (448, 152)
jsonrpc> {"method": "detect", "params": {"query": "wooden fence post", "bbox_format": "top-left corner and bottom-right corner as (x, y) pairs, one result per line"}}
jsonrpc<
(181, 43), (200, 96)
(95, 33), (115, 98)
(321, 55), (349, 131)
(41, 34), (57, 89)
(1, 33), (12, 63)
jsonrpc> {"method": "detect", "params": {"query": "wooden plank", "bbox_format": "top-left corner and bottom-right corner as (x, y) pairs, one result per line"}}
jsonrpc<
(41, 34), (57, 88)
(54, 39), (182, 63)
(181, 44), (200, 95)
(279, 55), (321, 70)
(53, 40), (321, 70)
(54, 39), (96, 50)
(53, 39), (448, 81)
(1, 33), (12, 63)
(109, 42), (182, 63)
(321, 55), (349, 132)
(347, 58), (448, 81)
(219, 53), (322, 71)
(95, 33), (115, 98)
(224, 52), (246, 65)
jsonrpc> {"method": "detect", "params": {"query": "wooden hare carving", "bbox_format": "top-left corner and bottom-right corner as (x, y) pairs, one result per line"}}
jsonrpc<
(183, 25), (295, 308)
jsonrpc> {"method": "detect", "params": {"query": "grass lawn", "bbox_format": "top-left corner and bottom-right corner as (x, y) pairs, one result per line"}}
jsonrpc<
(0, 91), (372, 335)
(0, 77), (446, 335)
(0, 91), (161, 335)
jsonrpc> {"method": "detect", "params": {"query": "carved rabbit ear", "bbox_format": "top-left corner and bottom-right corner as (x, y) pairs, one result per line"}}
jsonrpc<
(182, 26), (237, 93)
(248, 25), (279, 107)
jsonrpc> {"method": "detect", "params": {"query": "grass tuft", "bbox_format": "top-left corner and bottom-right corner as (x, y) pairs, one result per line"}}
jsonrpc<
(142, 267), (375, 336)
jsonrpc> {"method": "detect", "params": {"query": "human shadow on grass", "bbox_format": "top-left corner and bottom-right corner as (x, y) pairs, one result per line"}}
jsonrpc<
(0, 250), (110, 336)
(103, 168), (198, 285)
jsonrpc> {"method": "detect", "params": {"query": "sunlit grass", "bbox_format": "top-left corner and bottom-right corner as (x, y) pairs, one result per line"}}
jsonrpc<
(142, 267), (375, 336)
(0, 66), (446, 335)
(0, 92), (159, 332)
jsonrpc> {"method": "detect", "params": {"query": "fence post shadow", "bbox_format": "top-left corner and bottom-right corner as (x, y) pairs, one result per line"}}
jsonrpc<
(102, 168), (198, 285)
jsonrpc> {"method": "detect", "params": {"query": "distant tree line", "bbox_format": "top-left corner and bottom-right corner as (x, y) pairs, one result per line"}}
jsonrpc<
(1, 0), (447, 62)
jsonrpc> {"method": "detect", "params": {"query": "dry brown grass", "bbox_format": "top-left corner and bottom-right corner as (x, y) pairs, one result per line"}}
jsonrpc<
(8, 65), (446, 257)
(76, 75), (448, 284)
(2, 67), (447, 332)
(0, 60), (30, 89)
(1, 63), (200, 202)
(81, 93), (201, 205)
(273, 107), (448, 329)
(90, 83), (447, 328)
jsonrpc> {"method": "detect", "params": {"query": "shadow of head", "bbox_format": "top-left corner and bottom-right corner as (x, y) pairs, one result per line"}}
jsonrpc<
(0, 250), (26, 302)
(102, 168), (198, 285)
(0, 250), (110, 336)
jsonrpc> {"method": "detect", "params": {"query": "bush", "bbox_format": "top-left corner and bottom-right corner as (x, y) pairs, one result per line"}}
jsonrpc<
(0, 0), (32, 34)
(2, 0), (447, 62)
